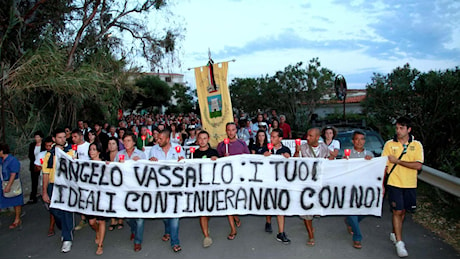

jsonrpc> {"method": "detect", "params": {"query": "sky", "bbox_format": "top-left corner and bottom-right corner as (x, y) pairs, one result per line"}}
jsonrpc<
(160, 0), (460, 89)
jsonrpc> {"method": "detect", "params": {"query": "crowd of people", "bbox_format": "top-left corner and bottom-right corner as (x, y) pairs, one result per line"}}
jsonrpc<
(0, 111), (423, 258)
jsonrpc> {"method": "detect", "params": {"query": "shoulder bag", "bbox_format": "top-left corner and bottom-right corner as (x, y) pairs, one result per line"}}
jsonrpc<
(1, 159), (23, 198)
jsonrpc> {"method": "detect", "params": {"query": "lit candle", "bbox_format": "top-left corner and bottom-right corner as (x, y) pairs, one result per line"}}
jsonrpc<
(71, 144), (78, 159)
(190, 147), (196, 159)
(295, 139), (302, 157)
(141, 135), (146, 147)
(224, 138), (230, 154)
(267, 143), (273, 152)
(344, 149), (351, 158)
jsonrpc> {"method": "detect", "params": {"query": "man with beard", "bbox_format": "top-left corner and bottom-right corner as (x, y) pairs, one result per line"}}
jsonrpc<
(148, 129), (185, 253)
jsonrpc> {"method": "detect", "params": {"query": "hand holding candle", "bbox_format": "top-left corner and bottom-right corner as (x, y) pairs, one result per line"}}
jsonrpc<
(190, 147), (196, 159)
(267, 143), (273, 151)
(295, 138), (302, 157)
(344, 149), (351, 158)
(71, 144), (77, 159)
(224, 138), (230, 154)
(141, 135), (146, 147)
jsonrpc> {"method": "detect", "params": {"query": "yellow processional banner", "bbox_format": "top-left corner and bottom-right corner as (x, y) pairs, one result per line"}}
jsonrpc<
(194, 61), (233, 148)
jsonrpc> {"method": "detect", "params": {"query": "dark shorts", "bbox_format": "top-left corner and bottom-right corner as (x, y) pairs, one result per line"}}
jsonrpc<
(387, 185), (417, 212)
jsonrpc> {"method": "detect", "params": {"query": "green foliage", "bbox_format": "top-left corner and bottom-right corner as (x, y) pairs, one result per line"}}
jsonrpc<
(229, 77), (262, 114)
(170, 83), (195, 114)
(4, 38), (129, 136)
(363, 64), (460, 174)
(129, 75), (172, 111)
(229, 58), (335, 130)
(0, 0), (183, 149)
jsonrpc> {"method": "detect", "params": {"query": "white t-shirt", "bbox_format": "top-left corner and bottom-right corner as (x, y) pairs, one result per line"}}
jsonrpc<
(171, 132), (181, 144)
(326, 139), (340, 152)
(76, 141), (90, 160)
(34, 145), (41, 159)
(34, 151), (48, 166)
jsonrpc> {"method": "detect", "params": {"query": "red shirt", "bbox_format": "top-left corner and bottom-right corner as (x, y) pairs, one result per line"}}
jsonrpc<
(280, 123), (291, 138)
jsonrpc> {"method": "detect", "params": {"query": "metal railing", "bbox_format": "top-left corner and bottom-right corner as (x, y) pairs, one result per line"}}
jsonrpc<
(418, 165), (460, 197)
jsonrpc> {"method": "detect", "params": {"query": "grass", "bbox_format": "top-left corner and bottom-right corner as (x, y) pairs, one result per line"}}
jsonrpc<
(412, 181), (460, 252)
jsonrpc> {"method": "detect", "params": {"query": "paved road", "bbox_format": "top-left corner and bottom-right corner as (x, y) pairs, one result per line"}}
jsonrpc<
(0, 160), (458, 258)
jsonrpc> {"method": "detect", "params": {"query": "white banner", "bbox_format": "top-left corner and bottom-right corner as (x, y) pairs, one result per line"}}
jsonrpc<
(51, 149), (387, 218)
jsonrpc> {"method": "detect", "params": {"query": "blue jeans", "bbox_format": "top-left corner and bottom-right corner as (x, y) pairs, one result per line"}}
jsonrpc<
(127, 218), (145, 244)
(163, 218), (180, 246)
(48, 184), (74, 241)
(346, 215), (366, 242)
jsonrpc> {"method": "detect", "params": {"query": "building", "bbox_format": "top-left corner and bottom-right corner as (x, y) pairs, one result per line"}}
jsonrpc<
(313, 89), (367, 118)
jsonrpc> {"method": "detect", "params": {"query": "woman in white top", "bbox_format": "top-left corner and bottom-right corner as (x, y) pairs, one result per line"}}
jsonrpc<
(170, 123), (181, 144)
(321, 126), (340, 159)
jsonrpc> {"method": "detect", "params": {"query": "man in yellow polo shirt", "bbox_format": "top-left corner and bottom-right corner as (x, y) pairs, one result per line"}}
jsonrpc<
(42, 128), (75, 253)
(382, 117), (424, 258)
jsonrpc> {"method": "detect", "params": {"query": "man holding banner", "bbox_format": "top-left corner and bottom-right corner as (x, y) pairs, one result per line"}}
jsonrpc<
(148, 129), (185, 253)
(344, 130), (374, 249)
(294, 127), (329, 247)
(42, 128), (76, 253)
(114, 133), (146, 252)
(262, 128), (292, 244)
(217, 122), (250, 240)
(193, 130), (219, 248)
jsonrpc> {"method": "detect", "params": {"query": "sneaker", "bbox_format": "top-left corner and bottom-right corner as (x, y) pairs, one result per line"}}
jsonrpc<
(61, 241), (72, 253)
(390, 232), (397, 244)
(276, 232), (291, 245)
(265, 222), (273, 233)
(74, 219), (87, 231)
(203, 236), (213, 248)
(395, 241), (408, 257)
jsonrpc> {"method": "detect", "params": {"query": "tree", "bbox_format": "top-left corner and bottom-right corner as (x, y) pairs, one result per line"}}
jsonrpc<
(229, 58), (335, 128)
(229, 77), (263, 115)
(271, 58), (334, 129)
(0, 0), (182, 149)
(362, 64), (460, 175)
(128, 75), (172, 112)
(362, 63), (421, 138)
(168, 83), (195, 114)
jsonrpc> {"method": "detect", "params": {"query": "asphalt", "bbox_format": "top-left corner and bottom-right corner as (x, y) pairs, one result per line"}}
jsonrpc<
(0, 159), (458, 259)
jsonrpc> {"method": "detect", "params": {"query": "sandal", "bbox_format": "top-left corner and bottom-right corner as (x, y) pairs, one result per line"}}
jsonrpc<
(108, 224), (117, 231)
(235, 218), (241, 228)
(96, 245), (103, 255)
(307, 238), (315, 247)
(9, 221), (22, 230)
(162, 234), (170, 241)
(47, 230), (55, 237)
(117, 223), (124, 230)
(172, 245), (182, 252)
(227, 233), (237, 240)
(353, 241), (362, 249)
